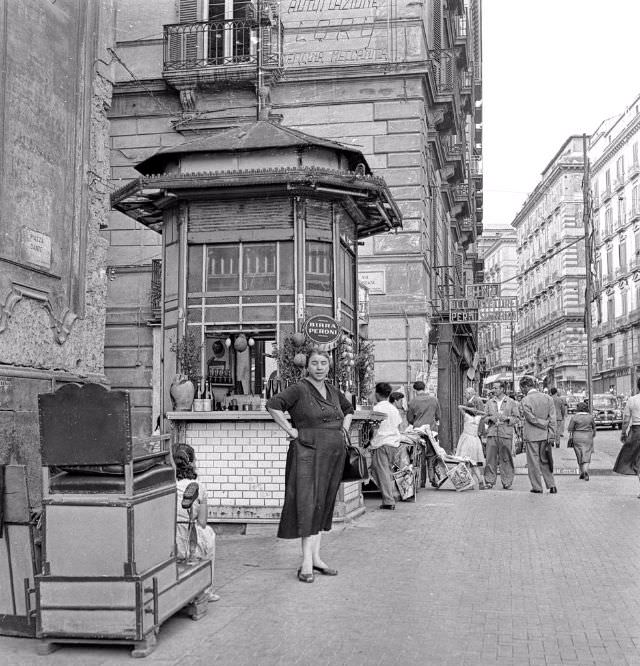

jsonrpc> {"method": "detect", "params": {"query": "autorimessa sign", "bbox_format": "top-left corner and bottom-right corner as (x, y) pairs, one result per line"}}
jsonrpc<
(303, 315), (342, 350)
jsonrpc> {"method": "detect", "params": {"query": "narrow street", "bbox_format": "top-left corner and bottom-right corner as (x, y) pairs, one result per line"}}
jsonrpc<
(3, 470), (639, 666)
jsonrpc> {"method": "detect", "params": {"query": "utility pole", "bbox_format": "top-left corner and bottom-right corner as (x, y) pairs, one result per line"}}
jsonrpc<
(582, 134), (594, 405)
(510, 318), (516, 394)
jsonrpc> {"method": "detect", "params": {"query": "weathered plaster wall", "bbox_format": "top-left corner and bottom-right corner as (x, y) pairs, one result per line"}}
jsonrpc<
(0, 0), (114, 504)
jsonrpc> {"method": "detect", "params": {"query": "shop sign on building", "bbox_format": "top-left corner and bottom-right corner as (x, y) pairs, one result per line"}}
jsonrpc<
(447, 296), (518, 324)
(465, 282), (500, 299)
(358, 270), (386, 294)
(304, 314), (342, 350)
(282, 0), (393, 67)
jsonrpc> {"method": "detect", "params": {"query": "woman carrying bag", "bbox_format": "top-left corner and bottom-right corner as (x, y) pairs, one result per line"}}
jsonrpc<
(567, 402), (596, 481)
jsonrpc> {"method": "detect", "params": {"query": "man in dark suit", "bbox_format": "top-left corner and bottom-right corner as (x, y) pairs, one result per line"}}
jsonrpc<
(407, 381), (440, 486)
(520, 376), (557, 494)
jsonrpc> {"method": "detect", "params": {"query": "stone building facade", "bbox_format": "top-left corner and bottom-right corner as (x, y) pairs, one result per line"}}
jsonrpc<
(512, 136), (588, 393)
(106, 0), (483, 450)
(0, 0), (114, 502)
(590, 93), (640, 396)
(477, 227), (517, 389)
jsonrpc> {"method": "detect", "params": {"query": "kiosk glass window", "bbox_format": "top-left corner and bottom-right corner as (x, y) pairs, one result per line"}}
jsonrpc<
(206, 245), (239, 291)
(305, 241), (333, 317)
(243, 244), (276, 291)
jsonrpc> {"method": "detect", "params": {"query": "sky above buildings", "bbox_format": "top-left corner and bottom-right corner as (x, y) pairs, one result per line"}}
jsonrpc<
(483, 0), (640, 227)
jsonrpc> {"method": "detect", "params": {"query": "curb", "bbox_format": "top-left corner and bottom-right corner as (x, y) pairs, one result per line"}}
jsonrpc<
(515, 467), (615, 476)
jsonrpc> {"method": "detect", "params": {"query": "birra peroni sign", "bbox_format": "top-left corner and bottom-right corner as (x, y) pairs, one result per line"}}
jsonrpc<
(303, 315), (341, 350)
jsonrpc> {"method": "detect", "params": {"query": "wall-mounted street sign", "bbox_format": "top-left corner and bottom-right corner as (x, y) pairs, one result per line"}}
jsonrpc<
(446, 296), (518, 324)
(465, 282), (500, 299)
(303, 314), (342, 350)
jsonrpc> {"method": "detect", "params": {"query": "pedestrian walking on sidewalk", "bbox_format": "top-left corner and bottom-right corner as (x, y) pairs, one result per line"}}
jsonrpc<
(520, 376), (558, 494)
(550, 387), (568, 448)
(614, 377), (640, 498)
(266, 350), (354, 583)
(455, 404), (487, 489)
(567, 402), (596, 481)
(407, 381), (440, 486)
(370, 383), (402, 510)
(483, 381), (521, 490)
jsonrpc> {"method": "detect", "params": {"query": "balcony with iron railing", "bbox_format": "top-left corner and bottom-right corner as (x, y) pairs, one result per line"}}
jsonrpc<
(151, 258), (162, 321)
(470, 155), (482, 178)
(453, 183), (469, 202)
(162, 12), (283, 90)
(601, 187), (612, 205)
(615, 264), (628, 279)
(614, 174), (625, 191)
(629, 162), (640, 179)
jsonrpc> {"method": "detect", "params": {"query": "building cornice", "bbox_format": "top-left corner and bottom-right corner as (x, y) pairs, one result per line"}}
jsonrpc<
(592, 113), (640, 173)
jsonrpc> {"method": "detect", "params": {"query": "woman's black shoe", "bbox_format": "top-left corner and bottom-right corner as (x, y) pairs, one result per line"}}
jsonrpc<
(579, 473), (584, 479)
(379, 504), (396, 510)
(530, 489), (543, 493)
(297, 568), (314, 583)
(549, 487), (558, 494)
(313, 565), (338, 576)
(583, 472), (589, 481)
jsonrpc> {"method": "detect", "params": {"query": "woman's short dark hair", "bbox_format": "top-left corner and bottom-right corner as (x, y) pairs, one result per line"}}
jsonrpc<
(576, 402), (589, 413)
(389, 391), (404, 404)
(174, 447), (197, 480)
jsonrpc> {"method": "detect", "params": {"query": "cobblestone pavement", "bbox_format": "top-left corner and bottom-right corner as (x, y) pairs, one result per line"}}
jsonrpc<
(2, 476), (640, 666)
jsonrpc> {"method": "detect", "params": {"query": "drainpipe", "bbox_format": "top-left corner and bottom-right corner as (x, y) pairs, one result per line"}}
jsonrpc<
(404, 311), (411, 388)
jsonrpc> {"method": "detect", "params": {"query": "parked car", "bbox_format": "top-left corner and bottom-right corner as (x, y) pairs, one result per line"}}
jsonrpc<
(592, 393), (623, 429)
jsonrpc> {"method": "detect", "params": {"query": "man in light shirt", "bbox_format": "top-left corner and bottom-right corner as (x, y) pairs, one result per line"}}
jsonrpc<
(370, 382), (402, 510)
(483, 381), (521, 490)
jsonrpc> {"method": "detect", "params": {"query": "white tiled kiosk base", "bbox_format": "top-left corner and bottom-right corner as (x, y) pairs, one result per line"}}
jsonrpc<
(167, 411), (374, 523)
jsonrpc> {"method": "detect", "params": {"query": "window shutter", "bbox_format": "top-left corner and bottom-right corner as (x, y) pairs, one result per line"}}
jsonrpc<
(181, 0), (200, 64)
(432, 0), (441, 58)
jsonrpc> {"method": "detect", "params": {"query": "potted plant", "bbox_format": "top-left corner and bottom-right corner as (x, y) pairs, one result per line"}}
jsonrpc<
(169, 329), (202, 411)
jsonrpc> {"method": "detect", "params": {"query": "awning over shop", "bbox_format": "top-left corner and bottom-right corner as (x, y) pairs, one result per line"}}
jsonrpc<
(483, 373), (513, 385)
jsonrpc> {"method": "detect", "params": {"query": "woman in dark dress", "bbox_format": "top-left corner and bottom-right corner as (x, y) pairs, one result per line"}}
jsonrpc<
(266, 350), (354, 583)
(614, 378), (640, 498)
(567, 402), (596, 481)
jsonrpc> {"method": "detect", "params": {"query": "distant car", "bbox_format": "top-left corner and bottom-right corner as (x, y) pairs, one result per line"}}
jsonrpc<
(566, 396), (580, 414)
(592, 394), (623, 429)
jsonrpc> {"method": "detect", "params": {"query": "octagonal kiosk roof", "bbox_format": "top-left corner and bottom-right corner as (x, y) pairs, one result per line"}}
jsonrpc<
(112, 120), (402, 238)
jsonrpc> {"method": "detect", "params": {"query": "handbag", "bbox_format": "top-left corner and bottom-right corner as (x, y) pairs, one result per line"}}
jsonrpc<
(341, 429), (369, 482)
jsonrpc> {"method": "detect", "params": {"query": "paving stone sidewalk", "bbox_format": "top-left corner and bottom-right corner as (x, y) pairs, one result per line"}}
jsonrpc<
(2, 475), (640, 666)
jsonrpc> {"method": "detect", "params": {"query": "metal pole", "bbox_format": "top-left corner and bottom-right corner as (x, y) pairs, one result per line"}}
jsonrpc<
(582, 134), (594, 405)
(510, 319), (516, 394)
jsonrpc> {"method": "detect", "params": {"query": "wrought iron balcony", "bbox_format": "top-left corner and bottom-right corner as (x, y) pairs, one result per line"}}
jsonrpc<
(470, 155), (482, 177)
(151, 258), (162, 320)
(163, 16), (282, 73)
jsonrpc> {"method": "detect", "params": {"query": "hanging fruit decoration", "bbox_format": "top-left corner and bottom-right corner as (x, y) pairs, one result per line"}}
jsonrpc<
(292, 332), (306, 347)
(293, 353), (307, 368)
(234, 333), (248, 352)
